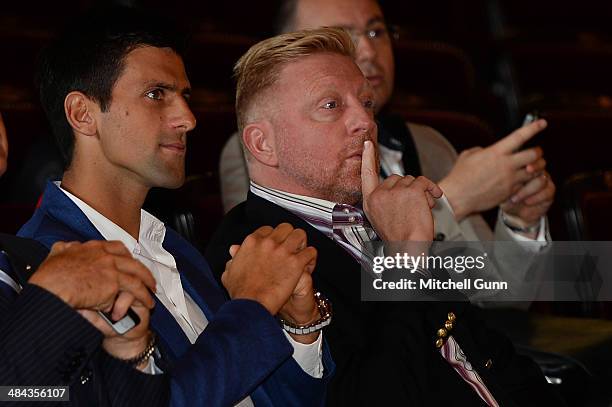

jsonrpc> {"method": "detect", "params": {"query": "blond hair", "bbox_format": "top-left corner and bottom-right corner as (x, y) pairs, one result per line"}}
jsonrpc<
(234, 27), (355, 133)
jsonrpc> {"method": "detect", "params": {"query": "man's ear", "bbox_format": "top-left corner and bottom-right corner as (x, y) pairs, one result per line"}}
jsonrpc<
(242, 121), (278, 167)
(64, 91), (98, 137)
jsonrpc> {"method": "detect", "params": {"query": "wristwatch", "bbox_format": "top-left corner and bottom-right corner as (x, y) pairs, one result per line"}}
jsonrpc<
(278, 291), (332, 335)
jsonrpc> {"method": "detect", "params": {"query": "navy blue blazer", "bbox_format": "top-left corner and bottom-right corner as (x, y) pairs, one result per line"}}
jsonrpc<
(18, 182), (333, 407)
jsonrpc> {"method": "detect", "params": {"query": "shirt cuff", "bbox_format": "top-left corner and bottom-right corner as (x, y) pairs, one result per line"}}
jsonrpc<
(283, 330), (324, 378)
(505, 216), (548, 249)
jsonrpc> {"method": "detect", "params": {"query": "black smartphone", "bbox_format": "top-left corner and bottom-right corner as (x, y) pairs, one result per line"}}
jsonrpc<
(518, 110), (542, 151)
(98, 308), (141, 335)
(522, 111), (540, 127)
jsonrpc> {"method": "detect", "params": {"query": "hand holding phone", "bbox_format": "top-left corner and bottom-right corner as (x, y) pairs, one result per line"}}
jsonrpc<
(522, 111), (540, 127)
(98, 308), (141, 335)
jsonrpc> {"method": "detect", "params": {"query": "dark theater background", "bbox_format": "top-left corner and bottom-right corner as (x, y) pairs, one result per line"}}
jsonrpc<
(1, 1), (612, 404)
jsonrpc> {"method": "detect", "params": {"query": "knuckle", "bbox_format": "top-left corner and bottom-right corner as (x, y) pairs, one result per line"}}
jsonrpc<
(278, 222), (294, 231)
(293, 228), (307, 241)
(82, 240), (98, 250)
(261, 237), (276, 251)
(306, 246), (318, 259)
(50, 242), (64, 251)
(415, 176), (430, 186)
(242, 234), (256, 247)
(260, 225), (274, 233)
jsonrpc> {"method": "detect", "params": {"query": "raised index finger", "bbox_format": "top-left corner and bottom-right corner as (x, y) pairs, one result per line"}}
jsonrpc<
(493, 119), (547, 153)
(361, 140), (379, 201)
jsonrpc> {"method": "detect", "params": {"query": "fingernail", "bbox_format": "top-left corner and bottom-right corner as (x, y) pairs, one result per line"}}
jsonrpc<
(511, 195), (519, 203)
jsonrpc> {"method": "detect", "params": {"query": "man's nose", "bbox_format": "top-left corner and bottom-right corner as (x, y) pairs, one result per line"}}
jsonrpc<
(171, 97), (196, 132)
(356, 35), (377, 63)
(348, 105), (376, 137)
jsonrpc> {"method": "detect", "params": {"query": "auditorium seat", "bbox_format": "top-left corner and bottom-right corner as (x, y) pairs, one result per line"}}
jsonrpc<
(495, 0), (612, 40)
(0, 203), (36, 234)
(508, 43), (612, 100)
(0, 35), (53, 93)
(564, 170), (612, 241)
(0, 105), (54, 205)
(184, 33), (256, 94)
(381, 0), (490, 45)
(389, 108), (497, 153)
(533, 111), (612, 185)
(392, 40), (477, 112)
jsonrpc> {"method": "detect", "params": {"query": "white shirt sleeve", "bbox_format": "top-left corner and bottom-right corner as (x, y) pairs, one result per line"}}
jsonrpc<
(504, 216), (549, 250)
(283, 330), (324, 378)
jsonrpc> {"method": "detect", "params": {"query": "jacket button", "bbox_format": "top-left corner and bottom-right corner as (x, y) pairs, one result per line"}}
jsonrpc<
(80, 369), (92, 384)
(434, 233), (445, 241)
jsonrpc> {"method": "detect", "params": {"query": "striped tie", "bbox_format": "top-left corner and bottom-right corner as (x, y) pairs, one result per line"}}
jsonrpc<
(0, 252), (21, 301)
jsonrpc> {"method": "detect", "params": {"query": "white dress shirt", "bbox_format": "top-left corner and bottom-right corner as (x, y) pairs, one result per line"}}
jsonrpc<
(57, 183), (323, 405)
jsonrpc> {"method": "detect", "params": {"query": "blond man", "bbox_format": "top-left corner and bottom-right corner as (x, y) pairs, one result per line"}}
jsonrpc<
(206, 28), (565, 406)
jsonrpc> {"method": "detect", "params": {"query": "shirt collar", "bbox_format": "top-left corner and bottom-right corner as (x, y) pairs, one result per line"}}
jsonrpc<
(249, 181), (367, 235)
(56, 181), (166, 255)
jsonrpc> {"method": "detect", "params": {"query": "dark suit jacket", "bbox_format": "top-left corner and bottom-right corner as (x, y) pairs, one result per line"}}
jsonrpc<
(0, 233), (169, 406)
(17, 182), (333, 407)
(205, 192), (566, 407)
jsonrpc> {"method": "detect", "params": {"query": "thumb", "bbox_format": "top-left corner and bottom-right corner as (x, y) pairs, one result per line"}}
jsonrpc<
(48, 241), (70, 256)
(361, 140), (379, 201)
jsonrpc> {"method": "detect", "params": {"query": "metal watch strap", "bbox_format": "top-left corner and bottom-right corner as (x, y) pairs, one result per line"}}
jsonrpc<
(120, 332), (156, 368)
(278, 291), (332, 335)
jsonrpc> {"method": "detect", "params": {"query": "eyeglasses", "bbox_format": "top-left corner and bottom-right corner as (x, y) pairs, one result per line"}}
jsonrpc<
(341, 24), (399, 47)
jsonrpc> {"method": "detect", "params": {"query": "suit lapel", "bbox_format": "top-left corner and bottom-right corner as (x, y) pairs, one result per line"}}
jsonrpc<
(149, 297), (191, 359)
(32, 182), (221, 361)
(163, 229), (226, 319)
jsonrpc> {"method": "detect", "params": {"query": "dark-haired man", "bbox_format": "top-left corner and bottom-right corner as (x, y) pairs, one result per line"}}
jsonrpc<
(18, 7), (331, 407)
(1, 113), (168, 406)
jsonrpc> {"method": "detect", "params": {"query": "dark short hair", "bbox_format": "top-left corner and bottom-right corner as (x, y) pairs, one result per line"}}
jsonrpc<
(37, 6), (187, 169)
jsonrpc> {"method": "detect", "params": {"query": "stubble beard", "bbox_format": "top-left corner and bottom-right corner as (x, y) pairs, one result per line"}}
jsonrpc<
(277, 151), (362, 205)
